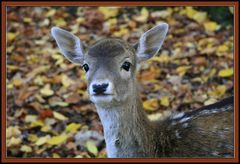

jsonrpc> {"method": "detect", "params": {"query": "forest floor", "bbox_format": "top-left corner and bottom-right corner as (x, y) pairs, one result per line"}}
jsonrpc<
(6, 6), (233, 158)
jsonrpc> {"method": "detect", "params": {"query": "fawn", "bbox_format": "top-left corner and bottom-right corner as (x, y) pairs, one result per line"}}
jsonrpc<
(51, 23), (234, 158)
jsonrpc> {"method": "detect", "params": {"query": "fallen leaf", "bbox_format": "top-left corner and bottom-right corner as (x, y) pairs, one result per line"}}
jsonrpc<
(20, 145), (32, 153)
(143, 99), (159, 111)
(47, 135), (68, 145)
(176, 66), (191, 76)
(65, 123), (82, 133)
(24, 115), (38, 123)
(30, 120), (44, 128)
(65, 93), (81, 104)
(40, 84), (54, 97)
(53, 111), (69, 121)
(7, 32), (18, 42)
(7, 137), (22, 147)
(53, 153), (61, 158)
(134, 7), (149, 23)
(28, 134), (38, 142)
(13, 78), (23, 87)
(35, 135), (50, 146)
(218, 68), (233, 77)
(6, 126), (21, 139)
(204, 21), (221, 32)
(86, 140), (98, 156)
(98, 7), (119, 19)
(61, 74), (75, 88)
(160, 96), (170, 107)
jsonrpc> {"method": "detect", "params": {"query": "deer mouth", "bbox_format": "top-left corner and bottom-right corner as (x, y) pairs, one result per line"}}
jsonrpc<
(92, 93), (113, 97)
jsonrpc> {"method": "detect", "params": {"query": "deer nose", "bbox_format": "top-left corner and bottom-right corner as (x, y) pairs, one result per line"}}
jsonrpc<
(92, 83), (109, 95)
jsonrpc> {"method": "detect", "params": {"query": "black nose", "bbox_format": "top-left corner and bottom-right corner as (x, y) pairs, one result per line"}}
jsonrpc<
(92, 83), (109, 95)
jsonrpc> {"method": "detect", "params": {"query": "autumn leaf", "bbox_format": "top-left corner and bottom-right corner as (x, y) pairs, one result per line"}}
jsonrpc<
(143, 99), (159, 111)
(7, 32), (18, 42)
(176, 66), (191, 76)
(98, 7), (119, 20)
(47, 135), (68, 145)
(20, 145), (32, 153)
(7, 137), (22, 147)
(61, 74), (75, 88)
(53, 111), (69, 121)
(35, 135), (50, 146)
(218, 68), (233, 77)
(160, 96), (170, 107)
(86, 140), (98, 156)
(134, 7), (149, 23)
(6, 126), (21, 139)
(204, 21), (221, 32)
(40, 84), (54, 97)
(65, 123), (82, 133)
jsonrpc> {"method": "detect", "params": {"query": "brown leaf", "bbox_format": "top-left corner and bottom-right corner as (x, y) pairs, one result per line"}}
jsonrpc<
(15, 87), (38, 106)
(65, 93), (81, 104)
(39, 109), (53, 120)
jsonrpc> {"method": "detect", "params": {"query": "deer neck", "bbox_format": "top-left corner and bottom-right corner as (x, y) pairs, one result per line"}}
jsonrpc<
(95, 86), (157, 157)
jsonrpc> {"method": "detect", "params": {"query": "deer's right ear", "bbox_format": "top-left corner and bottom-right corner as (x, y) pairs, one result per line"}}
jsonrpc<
(51, 27), (85, 65)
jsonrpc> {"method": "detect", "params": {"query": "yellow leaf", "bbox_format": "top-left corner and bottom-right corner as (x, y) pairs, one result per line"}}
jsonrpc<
(23, 17), (32, 23)
(35, 135), (50, 146)
(98, 7), (119, 19)
(218, 68), (233, 77)
(7, 137), (22, 147)
(24, 115), (38, 123)
(30, 120), (44, 128)
(40, 84), (54, 96)
(54, 18), (67, 27)
(86, 140), (98, 156)
(61, 74), (75, 88)
(53, 111), (68, 121)
(176, 66), (191, 76)
(216, 85), (227, 96)
(41, 125), (52, 132)
(53, 153), (61, 158)
(45, 9), (56, 17)
(7, 32), (18, 42)
(13, 78), (23, 87)
(112, 27), (128, 37)
(160, 96), (170, 107)
(217, 44), (229, 53)
(65, 123), (81, 133)
(204, 98), (217, 105)
(204, 21), (220, 32)
(192, 11), (207, 23)
(20, 145), (32, 153)
(134, 7), (149, 23)
(143, 99), (159, 111)
(150, 53), (170, 63)
(47, 135), (67, 145)
(28, 134), (38, 142)
(208, 85), (227, 97)
(6, 126), (21, 139)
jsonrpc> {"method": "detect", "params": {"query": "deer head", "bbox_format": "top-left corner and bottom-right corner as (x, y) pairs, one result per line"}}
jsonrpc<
(51, 23), (168, 108)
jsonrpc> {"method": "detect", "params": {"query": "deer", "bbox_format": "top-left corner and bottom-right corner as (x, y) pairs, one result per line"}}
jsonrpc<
(51, 23), (234, 158)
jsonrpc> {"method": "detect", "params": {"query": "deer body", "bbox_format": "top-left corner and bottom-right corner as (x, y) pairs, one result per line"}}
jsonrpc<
(51, 23), (234, 158)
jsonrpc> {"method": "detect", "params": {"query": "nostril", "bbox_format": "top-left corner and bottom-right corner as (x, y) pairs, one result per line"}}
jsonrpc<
(92, 83), (109, 94)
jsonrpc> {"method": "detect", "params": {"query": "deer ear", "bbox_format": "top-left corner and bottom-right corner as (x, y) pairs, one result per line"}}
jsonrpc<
(51, 27), (85, 65)
(135, 23), (168, 62)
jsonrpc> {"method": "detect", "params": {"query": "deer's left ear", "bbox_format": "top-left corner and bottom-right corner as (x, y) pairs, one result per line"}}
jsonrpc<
(135, 23), (168, 62)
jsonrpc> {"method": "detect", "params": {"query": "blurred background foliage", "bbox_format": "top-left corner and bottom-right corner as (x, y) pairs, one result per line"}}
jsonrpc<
(6, 6), (234, 158)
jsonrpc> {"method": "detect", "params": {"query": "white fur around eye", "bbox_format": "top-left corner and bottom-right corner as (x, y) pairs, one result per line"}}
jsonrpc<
(120, 69), (131, 79)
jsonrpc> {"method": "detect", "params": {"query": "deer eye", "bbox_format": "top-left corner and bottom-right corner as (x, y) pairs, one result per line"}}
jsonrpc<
(82, 64), (89, 72)
(121, 61), (131, 71)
